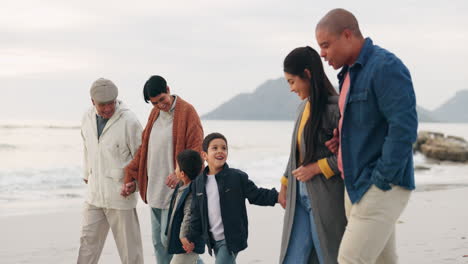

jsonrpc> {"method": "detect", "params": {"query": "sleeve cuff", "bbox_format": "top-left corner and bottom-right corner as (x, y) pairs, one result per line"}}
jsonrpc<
(280, 176), (288, 187)
(371, 170), (392, 191)
(318, 158), (335, 179)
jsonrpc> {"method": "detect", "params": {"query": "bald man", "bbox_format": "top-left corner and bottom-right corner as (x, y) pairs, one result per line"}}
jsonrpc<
(315, 9), (418, 264)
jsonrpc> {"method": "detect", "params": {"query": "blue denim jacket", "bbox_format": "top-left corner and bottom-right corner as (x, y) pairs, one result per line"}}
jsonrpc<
(339, 38), (418, 203)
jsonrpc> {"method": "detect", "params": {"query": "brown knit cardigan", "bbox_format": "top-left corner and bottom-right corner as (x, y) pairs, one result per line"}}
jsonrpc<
(124, 96), (204, 203)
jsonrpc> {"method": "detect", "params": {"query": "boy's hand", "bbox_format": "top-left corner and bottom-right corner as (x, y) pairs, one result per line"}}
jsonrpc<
(180, 237), (194, 253)
(165, 172), (179, 189)
(279, 184), (287, 209)
(120, 181), (136, 197)
(325, 128), (339, 154)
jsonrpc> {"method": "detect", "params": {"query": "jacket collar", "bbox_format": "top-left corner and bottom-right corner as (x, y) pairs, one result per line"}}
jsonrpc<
(202, 163), (229, 177)
(353, 37), (373, 68)
(337, 37), (374, 80)
(98, 100), (124, 138)
(89, 100), (124, 140)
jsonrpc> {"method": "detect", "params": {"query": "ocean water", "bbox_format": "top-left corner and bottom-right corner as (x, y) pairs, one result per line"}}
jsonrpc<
(0, 120), (467, 216)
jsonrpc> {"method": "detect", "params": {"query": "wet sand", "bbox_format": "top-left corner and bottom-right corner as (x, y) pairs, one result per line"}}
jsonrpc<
(1, 187), (468, 263)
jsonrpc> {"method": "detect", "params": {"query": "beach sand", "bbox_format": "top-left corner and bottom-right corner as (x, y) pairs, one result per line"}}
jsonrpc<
(1, 187), (468, 264)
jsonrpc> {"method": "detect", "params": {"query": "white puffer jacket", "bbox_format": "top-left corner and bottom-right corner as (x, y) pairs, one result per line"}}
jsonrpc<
(81, 101), (142, 209)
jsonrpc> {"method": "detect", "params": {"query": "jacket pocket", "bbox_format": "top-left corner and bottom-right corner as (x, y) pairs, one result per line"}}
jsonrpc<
(108, 143), (131, 165)
(346, 91), (376, 126)
(108, 168), (124, 182)
(347, 91), (368, 103)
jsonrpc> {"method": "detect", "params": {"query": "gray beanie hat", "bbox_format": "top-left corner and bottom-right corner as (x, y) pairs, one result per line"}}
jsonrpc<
(90, 78), (118, 102)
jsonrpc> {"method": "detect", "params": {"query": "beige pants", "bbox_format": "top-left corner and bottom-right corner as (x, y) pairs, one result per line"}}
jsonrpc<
(170, 252), (199, 264)
(338, 185), (411, 264)
(77, 202), (144, 264)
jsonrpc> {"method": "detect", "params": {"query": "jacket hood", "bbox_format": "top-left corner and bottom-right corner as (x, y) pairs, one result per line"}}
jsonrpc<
(114, 100), (130, 117)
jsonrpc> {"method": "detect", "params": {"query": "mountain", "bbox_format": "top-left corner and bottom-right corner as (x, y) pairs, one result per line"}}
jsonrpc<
(417, 106), (437, 122)
(202, 78), (465, 122)
(202, 78), (300, 120)
(432, 90), (468, 123)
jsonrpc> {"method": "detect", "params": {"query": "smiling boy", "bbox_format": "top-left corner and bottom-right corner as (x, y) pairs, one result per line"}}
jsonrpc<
(186, 132), (279, 263)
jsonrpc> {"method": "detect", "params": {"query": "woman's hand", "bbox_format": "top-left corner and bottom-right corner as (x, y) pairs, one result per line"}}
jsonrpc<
(279, 184), (287, 209)
(292, 162), (320, 182)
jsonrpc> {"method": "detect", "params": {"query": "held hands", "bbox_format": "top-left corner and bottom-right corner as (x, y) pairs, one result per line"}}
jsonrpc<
(180, 237), (195, 253)
(325, 128), (339, 154)
(165, 172), (179, 189)
(120, 181), (136, 197)
(292, 162), (320, 183)
(278, 184), (287, 209)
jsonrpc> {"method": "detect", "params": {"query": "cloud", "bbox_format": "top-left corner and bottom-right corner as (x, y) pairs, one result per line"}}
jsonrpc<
(0, 0), (467, 119)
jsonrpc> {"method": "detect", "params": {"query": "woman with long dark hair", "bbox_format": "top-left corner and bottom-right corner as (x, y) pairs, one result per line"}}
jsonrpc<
(278, 47), (346, 264)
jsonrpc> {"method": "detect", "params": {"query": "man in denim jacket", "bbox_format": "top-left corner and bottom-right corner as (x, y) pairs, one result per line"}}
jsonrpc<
(315, 8), (418, 264)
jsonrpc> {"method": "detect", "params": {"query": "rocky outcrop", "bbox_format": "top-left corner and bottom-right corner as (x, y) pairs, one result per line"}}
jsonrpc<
(414, 131), (468, 162)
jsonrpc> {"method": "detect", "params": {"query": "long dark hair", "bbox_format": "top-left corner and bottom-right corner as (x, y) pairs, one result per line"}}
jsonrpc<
(283, 46), (337, 165)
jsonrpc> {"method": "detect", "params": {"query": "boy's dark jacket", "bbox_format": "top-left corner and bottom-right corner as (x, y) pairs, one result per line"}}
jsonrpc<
(165, 183), (205, 254)
(187, 163), (278, 255)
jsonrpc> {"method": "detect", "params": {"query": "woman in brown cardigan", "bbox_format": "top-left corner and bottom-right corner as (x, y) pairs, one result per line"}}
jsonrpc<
(122, 75), (203, 264)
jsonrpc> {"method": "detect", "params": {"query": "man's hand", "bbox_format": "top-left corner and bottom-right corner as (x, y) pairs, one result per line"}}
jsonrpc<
(120, 181), (136, 197)
(292, 162), (320, 182)
(325, 128), (339, 154)
(165, 172), (179, 189)
(278, 183), (287, 209)
(180, 237), (195, 253)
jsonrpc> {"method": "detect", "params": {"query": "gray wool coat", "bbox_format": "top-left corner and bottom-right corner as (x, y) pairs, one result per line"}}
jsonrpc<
(279, 96), (347, 264)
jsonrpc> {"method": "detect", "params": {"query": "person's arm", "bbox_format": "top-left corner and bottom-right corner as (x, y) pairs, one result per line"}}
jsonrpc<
(317, 156), (339, 178)
(124, 143), (142, 185)
(166, 106), (203, 189)
(185, 106), (204, 153)
(296, 104), (341, 180)
(81, 128), (89, 184)
(126, 114), (143, 159)
(292, 162), (320, 181)
(370, 58), (418, 190)
(241, 172), (278, 206)
(281, 153), (292, 187)
(316, 105), (341, 179)
(279, 133), (295, 208)
(280, 102), (307, 207)
(180, 193), (193, 239)
(186, 183), (203, 243)
(292, 157), (338, 181)
(122, 114), (143, 195)
(124, 109), (153, 185)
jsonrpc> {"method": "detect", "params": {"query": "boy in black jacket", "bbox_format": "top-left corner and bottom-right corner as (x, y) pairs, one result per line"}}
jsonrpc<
(165, 149), (205, 264)
(186, 132), (278, 263)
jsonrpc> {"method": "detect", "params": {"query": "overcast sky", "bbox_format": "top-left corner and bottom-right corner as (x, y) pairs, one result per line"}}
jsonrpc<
(1, 0), (467, 122)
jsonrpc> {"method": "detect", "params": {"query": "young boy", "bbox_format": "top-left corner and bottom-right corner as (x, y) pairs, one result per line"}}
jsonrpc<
(186, 132), (279, 263)
(166, 149), (205, 264)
